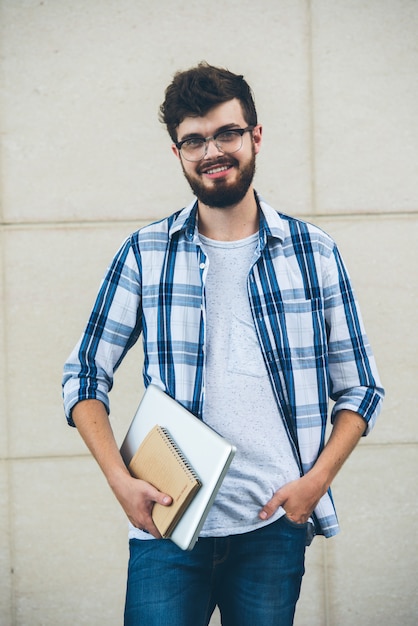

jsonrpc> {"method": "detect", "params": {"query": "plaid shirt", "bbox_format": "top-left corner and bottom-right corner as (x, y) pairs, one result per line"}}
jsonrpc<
(63, 193), (384, 537)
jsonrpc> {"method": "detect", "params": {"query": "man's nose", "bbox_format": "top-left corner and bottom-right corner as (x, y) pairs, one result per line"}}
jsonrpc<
(203, 138), (223, 159)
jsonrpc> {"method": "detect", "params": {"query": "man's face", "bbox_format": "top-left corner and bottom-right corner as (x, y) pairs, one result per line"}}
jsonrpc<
(172, 99), (262, 209)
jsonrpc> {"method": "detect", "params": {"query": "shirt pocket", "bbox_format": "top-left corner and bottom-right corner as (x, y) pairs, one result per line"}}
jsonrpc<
(278, 298), (326, 363)
(227, 314), (266, 378)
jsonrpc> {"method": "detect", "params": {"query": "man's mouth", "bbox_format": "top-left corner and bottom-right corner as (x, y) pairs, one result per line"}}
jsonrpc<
(199, 160), (235, 177)
(205, 165), (230, 175)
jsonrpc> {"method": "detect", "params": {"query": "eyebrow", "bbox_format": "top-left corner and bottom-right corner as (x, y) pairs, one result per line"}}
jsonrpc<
(178, 123), (242, 142)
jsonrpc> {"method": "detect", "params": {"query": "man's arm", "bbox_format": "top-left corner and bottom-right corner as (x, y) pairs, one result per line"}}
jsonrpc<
(72, 399), (172, 537)
(259, 409), (366, 524)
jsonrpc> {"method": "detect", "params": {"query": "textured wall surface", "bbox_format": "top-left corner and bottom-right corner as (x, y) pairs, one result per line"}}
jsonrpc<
(1, 1), (417, 624)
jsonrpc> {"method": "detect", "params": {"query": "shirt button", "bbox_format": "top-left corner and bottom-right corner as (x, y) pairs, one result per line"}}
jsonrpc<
(199, 262), (206, 269)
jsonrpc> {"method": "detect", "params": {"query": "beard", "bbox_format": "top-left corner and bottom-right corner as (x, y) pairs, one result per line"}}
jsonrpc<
(181, 149), (256, 209)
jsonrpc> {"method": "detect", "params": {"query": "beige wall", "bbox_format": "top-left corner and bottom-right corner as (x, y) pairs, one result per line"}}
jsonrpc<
(1, 1), (417, 624)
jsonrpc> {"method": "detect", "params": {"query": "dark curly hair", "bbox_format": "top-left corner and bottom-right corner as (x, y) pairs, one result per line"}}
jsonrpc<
(159, 62), (258, 142)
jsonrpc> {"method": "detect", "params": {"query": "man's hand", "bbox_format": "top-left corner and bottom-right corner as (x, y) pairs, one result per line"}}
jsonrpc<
(259, 409), (367, 524)
(111, 472), (172, 538)
(259, 473), (324, 524)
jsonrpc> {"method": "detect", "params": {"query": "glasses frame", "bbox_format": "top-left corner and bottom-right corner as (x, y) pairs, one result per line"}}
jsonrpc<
(175, 126), (254, 162)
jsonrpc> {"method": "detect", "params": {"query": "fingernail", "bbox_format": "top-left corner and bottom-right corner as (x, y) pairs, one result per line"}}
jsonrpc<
(163, 496), (171, 504)
(259, 511), (267, 520)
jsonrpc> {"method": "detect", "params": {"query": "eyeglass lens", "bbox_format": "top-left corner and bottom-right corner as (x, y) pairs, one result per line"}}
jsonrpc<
(180, 130), (245, 161)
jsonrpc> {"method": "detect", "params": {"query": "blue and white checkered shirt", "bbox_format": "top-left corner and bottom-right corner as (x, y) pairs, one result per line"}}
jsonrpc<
(63, 193), (384, 537)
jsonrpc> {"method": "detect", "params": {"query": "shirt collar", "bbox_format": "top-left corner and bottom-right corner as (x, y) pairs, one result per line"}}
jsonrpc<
(168, 192), (286, 246)
(169, 199), (199, 242)
(256, 193), (286, 249)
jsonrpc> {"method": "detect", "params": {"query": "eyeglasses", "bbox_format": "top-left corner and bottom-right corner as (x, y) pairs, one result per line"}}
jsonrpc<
(175, 126), (254, 162)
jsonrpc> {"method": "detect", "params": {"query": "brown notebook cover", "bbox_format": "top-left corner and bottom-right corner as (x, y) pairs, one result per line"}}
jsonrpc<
(128, 424), (202, 538)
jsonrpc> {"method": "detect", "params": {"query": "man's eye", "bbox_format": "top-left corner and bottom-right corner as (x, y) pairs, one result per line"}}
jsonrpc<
(184, 138), (204, 149)
(216, 131), (238, 143)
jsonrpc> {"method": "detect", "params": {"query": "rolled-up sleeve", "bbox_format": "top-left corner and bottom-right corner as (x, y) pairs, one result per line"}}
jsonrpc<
(324, 245), (384, 435)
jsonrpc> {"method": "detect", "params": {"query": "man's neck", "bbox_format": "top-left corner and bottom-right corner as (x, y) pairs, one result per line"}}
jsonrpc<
(197, 188), (259, 241)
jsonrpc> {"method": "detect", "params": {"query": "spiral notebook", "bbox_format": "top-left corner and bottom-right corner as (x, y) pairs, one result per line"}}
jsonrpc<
(120, 384), (236, 550)
(128, 424), (202, 538)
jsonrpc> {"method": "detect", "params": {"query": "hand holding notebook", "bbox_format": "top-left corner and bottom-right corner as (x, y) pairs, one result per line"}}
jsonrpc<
(128, 424), (201, 538)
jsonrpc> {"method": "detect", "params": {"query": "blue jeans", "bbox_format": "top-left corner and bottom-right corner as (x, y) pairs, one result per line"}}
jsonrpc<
(124, 516), (307, 626)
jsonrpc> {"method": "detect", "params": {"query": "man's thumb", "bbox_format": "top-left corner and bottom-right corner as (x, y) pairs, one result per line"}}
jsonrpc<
(259, 491), (284, 520)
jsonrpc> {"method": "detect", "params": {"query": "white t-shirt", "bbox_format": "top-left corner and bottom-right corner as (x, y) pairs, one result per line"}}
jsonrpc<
(199, 233), (300, 537)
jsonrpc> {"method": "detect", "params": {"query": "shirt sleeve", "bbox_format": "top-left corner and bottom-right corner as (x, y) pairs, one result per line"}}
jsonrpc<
(62, 236), (142, 426)
(324, 244), (384, 435)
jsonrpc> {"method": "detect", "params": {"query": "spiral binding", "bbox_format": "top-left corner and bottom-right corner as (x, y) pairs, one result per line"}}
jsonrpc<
(158, 426), (201, 484)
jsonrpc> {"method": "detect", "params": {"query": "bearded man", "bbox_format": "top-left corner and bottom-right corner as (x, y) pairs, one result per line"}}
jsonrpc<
(63, 62), (384, 626)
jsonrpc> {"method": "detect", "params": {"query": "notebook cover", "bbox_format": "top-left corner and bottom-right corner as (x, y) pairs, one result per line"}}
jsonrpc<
(128, 425), (201, 537)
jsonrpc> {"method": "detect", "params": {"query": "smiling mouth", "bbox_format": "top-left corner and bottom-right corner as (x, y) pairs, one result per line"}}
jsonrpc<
(205, 165), (230, 175)
(199, 159), (235, 176)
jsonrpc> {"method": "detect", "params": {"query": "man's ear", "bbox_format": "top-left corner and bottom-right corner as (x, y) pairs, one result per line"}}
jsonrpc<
(252, 124), (263, 155)
(172, 144), (181, 159)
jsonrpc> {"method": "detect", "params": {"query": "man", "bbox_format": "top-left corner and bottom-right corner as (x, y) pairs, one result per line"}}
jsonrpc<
(63, 63), (384, 625)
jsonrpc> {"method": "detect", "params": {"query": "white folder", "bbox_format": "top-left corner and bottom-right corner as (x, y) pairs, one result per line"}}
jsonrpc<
(120, 384), (236, 550)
